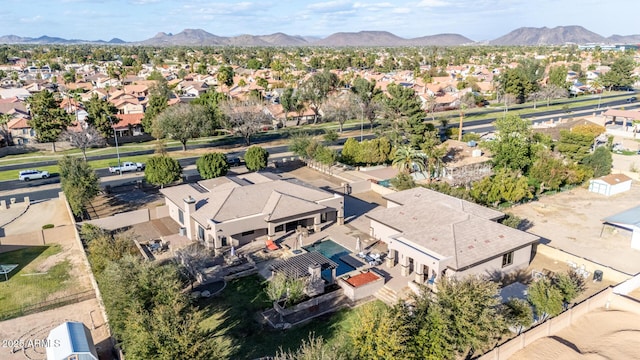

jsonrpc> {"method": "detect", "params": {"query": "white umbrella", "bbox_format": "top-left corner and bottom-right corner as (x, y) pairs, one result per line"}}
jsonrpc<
(355, 236), (361, 252)
(230, 245), (235, 257)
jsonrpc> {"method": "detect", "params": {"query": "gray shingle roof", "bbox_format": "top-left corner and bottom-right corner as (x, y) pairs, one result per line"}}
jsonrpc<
(160, 175), (334, 226)
(369, 188), (539, 270)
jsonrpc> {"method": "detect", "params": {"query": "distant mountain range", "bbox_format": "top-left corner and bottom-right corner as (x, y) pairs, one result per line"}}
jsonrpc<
(1, 26), (638, 47)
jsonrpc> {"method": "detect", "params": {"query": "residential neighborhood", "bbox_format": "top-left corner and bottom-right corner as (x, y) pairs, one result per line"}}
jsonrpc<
(1, 21), (640, 360)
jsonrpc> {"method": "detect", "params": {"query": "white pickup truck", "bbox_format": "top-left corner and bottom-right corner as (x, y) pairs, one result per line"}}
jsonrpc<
(108, 161), (145, 174)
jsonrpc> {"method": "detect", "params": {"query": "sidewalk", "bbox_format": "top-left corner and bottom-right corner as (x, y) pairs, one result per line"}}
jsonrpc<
(0, 201), (29, 229)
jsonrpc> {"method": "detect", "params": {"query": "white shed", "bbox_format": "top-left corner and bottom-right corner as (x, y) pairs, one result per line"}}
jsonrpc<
(588, 173), (632, 196)
(46, 321), (98, 360)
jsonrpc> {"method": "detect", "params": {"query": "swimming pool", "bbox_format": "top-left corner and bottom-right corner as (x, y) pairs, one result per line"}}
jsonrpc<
(304, 239), (355, 279)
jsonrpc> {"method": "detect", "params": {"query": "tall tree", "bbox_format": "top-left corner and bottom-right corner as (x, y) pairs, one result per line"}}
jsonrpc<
(153, 103), (213, 151)
(220, 98), (271, 146)
(505, 298), (533, 335)
(470, 168), (532, 206)
(528, 277), (564, 321)
(58, 155), (100, 218)
(601, 56), (635, 90)
(26, 90), (72, 151)
(582, 146), (612, 178)
(142, 81), (170, 133)
(217, 65), (235, 93)
(61, 126), (105, 161)
(540, 84), (568, 107)
(298, 70), (338, 124)
(280, 87), (300, 126)
(384, 83), (425, 146)
(84, 94), (119, 138)
(321, 92), (358, 132)
(548, 65), (569, 89)
(420, 131), (447, 183)
(486, 114), (533, 172)
(99, 257), (231, 360)
(349, 303), (412, 360)
(457, 92), (477, 141)
(351, 77), (382, 130)
(432, 276), (507, 357)
(190, 89), (226, 129)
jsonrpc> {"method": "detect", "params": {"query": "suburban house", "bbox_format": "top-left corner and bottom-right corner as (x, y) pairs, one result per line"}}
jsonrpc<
(113, 113), (145, 137)
(589, 173), (633, 196)
(46, 321), (98, 360)
(6, 117), (35, 145)
(160, 173), (344, 255)
(366, 187), (539, 287)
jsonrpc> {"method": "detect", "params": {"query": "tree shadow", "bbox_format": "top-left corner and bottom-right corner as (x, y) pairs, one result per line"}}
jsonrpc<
(486, 267), (533, 286)
(0, 246), (49, 281)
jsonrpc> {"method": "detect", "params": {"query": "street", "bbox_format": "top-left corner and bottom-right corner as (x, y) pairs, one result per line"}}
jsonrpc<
(1, 96), (638, 204)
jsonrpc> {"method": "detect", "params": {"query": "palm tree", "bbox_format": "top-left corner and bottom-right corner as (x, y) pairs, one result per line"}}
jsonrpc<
(392, 145), (426, 174)
(421, 132), (448, 183)
(458, 93), (476, 141)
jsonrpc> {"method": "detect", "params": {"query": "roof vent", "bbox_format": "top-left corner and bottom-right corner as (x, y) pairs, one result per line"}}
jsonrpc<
(184, 196), (196, 204)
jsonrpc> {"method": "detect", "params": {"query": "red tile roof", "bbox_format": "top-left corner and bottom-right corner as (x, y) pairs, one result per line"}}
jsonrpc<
(113, 113), (144, 130)
(345, 271), (380, 287)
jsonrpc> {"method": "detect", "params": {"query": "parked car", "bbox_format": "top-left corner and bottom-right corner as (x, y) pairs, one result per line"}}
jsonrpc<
(108, 161), (145, 174)
(19, 169), (49, 181)
(227, 157), (242, 167)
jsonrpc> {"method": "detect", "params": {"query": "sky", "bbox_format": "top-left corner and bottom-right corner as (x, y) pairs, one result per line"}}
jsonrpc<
(1, 0), (638, 42)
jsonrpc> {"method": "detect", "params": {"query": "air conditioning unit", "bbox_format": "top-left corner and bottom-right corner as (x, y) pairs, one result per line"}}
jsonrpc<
(179, 227), (186, 236)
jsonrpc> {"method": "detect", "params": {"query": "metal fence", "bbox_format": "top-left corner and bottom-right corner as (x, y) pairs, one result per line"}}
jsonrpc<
(0, 290), (95, 321)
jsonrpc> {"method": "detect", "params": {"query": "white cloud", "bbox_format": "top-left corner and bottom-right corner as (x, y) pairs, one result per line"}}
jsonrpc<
(307, 0), (353, 13)
(130, 0), (162, 4)
(353, 2), (394, 10)
(392, 7), (412, 14)
(19, 15), (44, 24)
(416, 0), (450, 7)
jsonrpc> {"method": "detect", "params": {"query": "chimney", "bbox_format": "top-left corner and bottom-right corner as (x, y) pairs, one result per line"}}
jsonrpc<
(183, 196), (196, 240)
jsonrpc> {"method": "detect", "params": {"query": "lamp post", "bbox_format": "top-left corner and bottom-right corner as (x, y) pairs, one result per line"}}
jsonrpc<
(108, 116), (121, 175)
(360, 104), (364, 142)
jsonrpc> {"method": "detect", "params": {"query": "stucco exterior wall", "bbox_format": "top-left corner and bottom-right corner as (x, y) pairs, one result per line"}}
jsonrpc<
(453, 245), (532, 279)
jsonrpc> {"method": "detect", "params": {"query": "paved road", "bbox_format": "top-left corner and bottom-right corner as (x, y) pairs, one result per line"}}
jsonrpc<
(1, 97), (638, 203)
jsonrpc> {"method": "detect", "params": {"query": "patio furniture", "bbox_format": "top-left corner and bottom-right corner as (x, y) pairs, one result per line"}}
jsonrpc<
(265, 239), (280, 251)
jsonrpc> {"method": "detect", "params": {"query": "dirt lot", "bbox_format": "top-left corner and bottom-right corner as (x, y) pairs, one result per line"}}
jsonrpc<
(508, 182), (640, 275)
(509, 307), (640, 360)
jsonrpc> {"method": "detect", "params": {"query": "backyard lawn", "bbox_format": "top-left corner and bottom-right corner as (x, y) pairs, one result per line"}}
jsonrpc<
(0, 245), (72, 320)
(198, 275), (386, 359)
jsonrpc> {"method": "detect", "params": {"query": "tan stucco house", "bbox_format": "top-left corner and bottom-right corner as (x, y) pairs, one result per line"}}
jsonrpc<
(160, 173), (344, 255)
(366, 187), (539, 287)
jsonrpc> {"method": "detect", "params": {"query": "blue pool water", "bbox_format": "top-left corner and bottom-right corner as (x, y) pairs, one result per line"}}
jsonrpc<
(303, 240), (355, 279)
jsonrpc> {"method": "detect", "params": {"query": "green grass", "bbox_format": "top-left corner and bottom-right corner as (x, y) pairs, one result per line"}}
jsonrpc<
(198, 275), (384, 359)
(0, 245), (72, 317)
